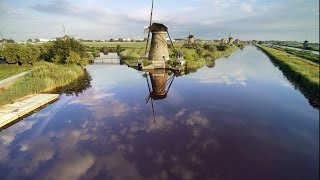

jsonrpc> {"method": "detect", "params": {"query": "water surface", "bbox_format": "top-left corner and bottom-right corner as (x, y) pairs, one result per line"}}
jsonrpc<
(0, 46), (318, 180)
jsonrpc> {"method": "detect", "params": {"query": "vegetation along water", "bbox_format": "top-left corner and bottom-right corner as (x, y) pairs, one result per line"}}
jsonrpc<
(256, 44), (319, 107)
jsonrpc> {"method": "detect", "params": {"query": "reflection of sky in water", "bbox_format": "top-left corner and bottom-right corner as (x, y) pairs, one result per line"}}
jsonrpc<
(0, 47), (318, 180)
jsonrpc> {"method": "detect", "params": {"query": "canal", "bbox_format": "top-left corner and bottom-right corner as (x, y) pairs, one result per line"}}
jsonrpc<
(0, 46), (318, 180)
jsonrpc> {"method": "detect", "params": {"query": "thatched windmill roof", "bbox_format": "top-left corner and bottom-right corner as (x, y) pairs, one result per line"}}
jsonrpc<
(149, 23), (168, 32)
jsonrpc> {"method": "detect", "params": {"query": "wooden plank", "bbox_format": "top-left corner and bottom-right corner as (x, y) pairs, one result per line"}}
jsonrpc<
(0, 94), (59, 129)
(0, 114), (19, 127)
(11, 103), (41, 117)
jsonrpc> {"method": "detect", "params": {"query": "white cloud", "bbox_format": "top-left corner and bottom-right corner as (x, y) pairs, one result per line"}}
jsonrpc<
(0, 0), (318, 41)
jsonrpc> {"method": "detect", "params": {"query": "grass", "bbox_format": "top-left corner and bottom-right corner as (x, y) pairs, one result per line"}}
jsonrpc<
(271, 46), (319, 64)
(0, 62), (85, 106)
(84, 41), (238, 71)
(83, 41), (186, 49)
(177, 45), (238, 70)
(0, 64), (32, 80)
(257, 44), (319, 107)
(83, 42), (147, 48)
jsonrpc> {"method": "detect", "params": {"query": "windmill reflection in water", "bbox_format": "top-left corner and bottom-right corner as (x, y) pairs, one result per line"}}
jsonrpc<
(144, 69), (175, 123)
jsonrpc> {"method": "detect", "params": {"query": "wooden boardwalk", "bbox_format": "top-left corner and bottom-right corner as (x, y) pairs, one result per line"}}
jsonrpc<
(0, 94), (59, 129)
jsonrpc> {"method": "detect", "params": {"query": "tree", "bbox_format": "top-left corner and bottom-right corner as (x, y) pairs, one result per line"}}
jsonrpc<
(6, 39), (15, 43)
(66, 51), (82, 65)
(196, 47), (204, 55)
(116, 45), (122, 55)
(27, 39), (33, 43)
(2, 44), (20, 64)
(100, 46), (108, 55)
(38, 42), (52, 61)
(49, 37), (87, 65)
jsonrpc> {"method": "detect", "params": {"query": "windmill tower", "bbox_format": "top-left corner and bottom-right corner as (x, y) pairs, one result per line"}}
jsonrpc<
(228, 32), (234, 45)
(148, 23), (170, 61)
(145, 69), (175, 122)
(303, 36), (309, 50)
(144, 0), (171, 62)
(187, 28), (195, 47)
(188, 34), (196, 47)
(0, 30), (6, 45)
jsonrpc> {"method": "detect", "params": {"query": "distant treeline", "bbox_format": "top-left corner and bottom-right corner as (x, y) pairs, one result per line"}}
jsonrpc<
(0, 37), (90, 66)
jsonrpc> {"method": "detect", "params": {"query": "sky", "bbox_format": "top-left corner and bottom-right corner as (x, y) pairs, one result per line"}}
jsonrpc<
(0, 0), (319, 42)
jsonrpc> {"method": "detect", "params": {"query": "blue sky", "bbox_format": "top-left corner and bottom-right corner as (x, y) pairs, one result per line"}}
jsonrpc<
(0, 0), (319, 42)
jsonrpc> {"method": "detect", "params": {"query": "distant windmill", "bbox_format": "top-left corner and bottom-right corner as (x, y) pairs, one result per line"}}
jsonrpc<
(228, 32), (234, 45)
(144, 70), (175, 122)
(0, 30), (6, 45)
(186, 28), (195, 48)
(303, 35), (309, 50)
(144, 0), (176, 61)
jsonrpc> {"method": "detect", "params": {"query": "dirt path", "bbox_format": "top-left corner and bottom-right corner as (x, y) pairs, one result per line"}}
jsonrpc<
(0, 70), (31, 89)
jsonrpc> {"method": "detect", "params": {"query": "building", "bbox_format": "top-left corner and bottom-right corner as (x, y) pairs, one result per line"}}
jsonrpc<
(234, 39), (240, 45)
(303, 40), (309, 50)
(148, 23), (170, 61)
(188, 35), (195, 46)
(228, 37), (234, 45)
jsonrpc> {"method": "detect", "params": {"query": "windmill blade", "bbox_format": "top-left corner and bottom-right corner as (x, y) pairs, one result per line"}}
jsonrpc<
(151, 98), (156, 123)
(144, 0), (154, 56)
(145, 93), (151, 104)
(145, 72), (152, 104)
(166, 74), (175, 94)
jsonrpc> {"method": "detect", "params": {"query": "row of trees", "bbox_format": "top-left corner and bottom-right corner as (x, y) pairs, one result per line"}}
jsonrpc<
(0, 37), (89, 66)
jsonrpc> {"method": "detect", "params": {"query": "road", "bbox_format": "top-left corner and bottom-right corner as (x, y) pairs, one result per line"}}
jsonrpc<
(0, 70), (31, 89)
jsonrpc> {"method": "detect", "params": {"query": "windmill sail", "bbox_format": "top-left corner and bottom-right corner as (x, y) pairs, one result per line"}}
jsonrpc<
(145, 0), (154, 56)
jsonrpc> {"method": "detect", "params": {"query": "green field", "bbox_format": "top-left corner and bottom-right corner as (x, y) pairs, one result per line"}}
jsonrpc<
(83, 41), (187, 49)
(0, 64), (32, 80)
(270, 46), (319, 64)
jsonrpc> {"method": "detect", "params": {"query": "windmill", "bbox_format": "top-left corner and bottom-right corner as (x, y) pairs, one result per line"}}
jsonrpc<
(186, 28), (195, 48)
(303, 35), (309, 50)
(144, 69), (175, 122)
(0, 30), (6, 45)
(144, 0), (176, 62)
(228, 32), (234, 45)
(0, 30), (3, 40)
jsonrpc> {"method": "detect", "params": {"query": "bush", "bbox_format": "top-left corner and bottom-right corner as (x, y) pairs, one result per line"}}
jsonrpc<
(0, 62), (84, 105)
(49, 36), (87, 65)
(66, 51), (87, 66)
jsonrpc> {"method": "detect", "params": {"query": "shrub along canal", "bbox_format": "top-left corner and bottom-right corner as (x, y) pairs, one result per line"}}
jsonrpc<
(0, 46), (318, 180)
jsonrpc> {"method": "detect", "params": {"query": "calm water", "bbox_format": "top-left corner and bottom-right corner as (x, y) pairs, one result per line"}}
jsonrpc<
(0, 46), (319, 180)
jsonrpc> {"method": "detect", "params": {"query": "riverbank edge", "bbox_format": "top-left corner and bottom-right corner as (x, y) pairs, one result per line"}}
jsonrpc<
(0, 62), (86, 106)
(256, 44), (319, 108)
(119, 46), (239, 70)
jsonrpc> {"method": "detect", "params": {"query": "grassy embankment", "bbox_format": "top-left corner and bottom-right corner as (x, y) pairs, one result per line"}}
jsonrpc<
(0, 65), (32, 80)
(271, 46), (319, 64)
(0, 62), (84, 106)
(257, 44), (319, 107)
(177, 45), (238, 70)
(83, 42), (238, 70)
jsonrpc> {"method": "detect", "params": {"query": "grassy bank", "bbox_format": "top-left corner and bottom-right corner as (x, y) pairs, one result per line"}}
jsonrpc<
(271, 46), (319, 64)
(256, 44), (319, 107)
(0, 65), (32, 80)
(113, 41), (238, 70)
(179, 46), (238, 70)
(0, 62), (85, 106)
